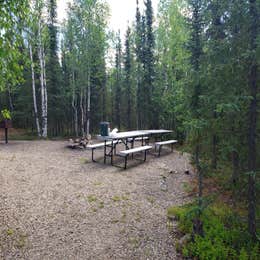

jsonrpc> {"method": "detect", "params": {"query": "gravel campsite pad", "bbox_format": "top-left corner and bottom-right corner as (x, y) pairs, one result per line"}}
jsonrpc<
(0, 141), (194, 259)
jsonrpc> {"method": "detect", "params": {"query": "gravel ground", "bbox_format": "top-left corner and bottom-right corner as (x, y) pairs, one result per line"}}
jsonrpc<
(0, 140), (194, 260)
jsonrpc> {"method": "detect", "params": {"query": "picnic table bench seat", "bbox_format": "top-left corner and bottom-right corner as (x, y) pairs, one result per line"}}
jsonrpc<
(87, 140), (121, 162)
(118, 145), (152, 169)
(155, 139), (178, 156)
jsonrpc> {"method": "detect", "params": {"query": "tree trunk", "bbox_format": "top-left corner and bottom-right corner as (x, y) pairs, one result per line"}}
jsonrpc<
(212, 132), (217, 169)
(86, 72), (91, 136)
(7, 84), (14, 112)
(231, 150), (239, 185)
(29, 44), (41, 137)
(38, 19), (48, 138)
(71, 71), (78, 137)
(248, 0), (257, 240)
(80, 88), (85, 137)
(42, 46), (48, 138)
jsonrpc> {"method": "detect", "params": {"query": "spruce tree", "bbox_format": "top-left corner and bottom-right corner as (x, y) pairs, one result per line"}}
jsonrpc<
(189, 0), (204, 236)
(144, 0), (156, 128)
(46, 0), (62, 136)
(247, 0), (258, 240)
(124, 27), (133, 130)
(115, 32), (122, 130)
(135, 0), (144, 129)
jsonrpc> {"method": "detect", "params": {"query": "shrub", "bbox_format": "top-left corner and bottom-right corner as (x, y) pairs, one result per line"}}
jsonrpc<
(0, 109), (11, 120)
(168, 203), (260, 259)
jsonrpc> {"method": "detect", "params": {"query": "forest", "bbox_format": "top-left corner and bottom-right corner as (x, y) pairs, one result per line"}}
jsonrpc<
(0, 0), (259, 259)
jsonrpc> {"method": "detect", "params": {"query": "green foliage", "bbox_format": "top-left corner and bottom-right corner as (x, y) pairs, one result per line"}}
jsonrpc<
(0, 109), (11, 120)
(0, 0), (29, 91)
(169, 203), (260, 259)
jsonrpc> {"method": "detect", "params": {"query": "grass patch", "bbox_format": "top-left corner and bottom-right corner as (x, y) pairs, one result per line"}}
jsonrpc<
(110, 219), (119, 224)
(147, 196), (155, 204)
(87, 195), (97, 203)
(121, 209), (127, 221)
(112, 194), (130, 202)
(121, 195), (129, 201)
(129, 237), (140, 248)
(6, 229), (14, 236)
(112, 195), (121, 202)
(79, 158), (89, 164)
(182, 182), (193, 193)
(98, 201), (104, 209)
(93, 182), (103, 186)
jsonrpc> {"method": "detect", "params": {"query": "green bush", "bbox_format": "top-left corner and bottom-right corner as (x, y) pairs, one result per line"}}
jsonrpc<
(168, 203), (260, 260)
(0, 109), (11, 120)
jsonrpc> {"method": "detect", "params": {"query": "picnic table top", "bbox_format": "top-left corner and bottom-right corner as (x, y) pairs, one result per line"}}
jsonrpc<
(97, 129), (173, 141)
(142, 129), (173, 134)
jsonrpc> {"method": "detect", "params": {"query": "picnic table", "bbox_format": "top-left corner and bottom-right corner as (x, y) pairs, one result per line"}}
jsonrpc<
(97, 129), (173, 166)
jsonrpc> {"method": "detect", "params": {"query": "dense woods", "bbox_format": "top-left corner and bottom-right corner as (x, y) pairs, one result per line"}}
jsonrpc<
(0, 0), (259, 258)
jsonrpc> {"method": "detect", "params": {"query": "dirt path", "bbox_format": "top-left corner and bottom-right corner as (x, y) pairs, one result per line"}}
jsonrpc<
(0, 141), (194, 259)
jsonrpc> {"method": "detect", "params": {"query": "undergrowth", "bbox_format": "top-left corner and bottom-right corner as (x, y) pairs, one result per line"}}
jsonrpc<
(168, 203), (259, 259)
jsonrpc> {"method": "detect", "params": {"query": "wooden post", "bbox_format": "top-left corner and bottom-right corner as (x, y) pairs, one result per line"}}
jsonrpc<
(5, 128), (8, 144)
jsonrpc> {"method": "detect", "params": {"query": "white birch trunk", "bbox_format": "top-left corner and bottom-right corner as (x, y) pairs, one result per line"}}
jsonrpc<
(42, 46), (48, 138)
(38, 18), (48, 138)
(80, 88), (85, 137)
(29, 44), (41, 137)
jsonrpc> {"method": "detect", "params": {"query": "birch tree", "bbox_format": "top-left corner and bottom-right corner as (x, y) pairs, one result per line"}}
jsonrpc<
(29, 44), (41, 136)
(36, 0), (48, 138)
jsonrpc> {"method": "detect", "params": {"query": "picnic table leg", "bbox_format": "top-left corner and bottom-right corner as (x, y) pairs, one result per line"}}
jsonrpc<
(124, 155), (127, 170)
(92, 148), (95, 162)
(111, 140), (114, 165)
(114, 142), (117, 155)
(158, 145), (162, 157)
(131, 138), (134, 159)
(104, 140), (107, 164)
(144, 150), (147, 161)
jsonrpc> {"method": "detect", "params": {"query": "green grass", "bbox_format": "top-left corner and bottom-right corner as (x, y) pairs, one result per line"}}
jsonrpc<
(87, 195), (97, 203)
(98, 201), (104, 209)
(6, 229), (14, 236)
(112, 195), (121, 202)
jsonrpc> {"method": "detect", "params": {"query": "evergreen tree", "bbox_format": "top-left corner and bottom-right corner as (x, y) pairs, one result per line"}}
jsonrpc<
(114, 32), (122, 130)
(135, 0), (144, 129)
(46, 0), (62, 136)
(188, 0), (204, 236)
(247, 0), (258, 240)
(124, 27), (133, 129)
(144, 0), (156, 128)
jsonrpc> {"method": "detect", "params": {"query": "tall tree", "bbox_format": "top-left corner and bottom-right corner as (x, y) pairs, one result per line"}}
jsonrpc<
(135, 0), (145, 129)
(46, 0), (62, 136)
(36, 0), (48, 138)
(144, 0), (156, 128)
(114, 32), (122, 130)
(188, 0), (204, 236)
(247, 0), (258, 240)
(123, 27), (133, 130)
